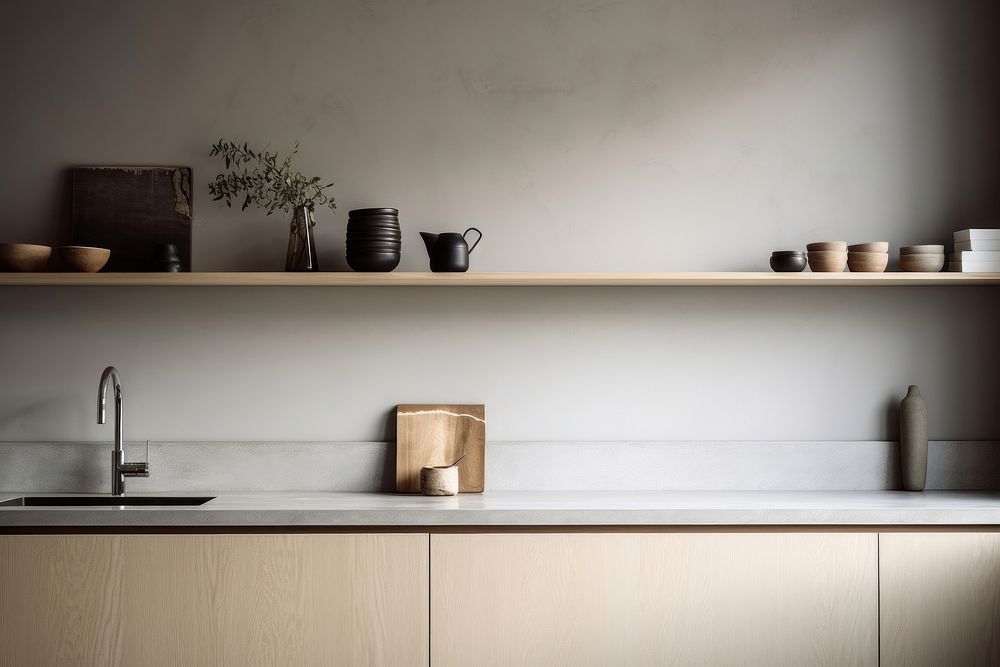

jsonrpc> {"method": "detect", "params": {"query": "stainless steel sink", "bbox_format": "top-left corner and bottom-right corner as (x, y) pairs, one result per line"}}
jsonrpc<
(0, 496), (215, 507)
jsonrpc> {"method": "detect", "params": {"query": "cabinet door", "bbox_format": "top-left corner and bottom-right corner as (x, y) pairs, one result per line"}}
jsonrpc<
(431, 532), (877, 667)
(880, 532), (1000, 666)
(0, 533), (428, 666)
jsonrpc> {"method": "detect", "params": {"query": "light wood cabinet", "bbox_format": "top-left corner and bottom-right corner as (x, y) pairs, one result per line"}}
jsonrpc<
(8, 528), (1000, 666)
(880, 532), (1000, 667)
(0, 534), (429, 667)
(431, 532), (878, 666)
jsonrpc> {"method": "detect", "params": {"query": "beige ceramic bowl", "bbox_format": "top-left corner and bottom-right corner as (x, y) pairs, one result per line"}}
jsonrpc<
(848, 242), (889, 253)
(807, 251), (848, 272)
(899, 253), (945, 272)
(806, 241), (848, 252)
(900, 244), (945, 255)
(847, 251), (889, 273)
(57, 245), (110, 272)
(0, 243), (52, 271)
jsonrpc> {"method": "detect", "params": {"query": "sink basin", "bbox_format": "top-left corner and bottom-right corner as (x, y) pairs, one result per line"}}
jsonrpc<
(0, 496), (215, 507)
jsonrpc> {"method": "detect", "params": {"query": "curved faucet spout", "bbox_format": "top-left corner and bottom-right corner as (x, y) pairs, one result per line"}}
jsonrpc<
(96, 366), (147, 496)
(98, 366), (121, 424)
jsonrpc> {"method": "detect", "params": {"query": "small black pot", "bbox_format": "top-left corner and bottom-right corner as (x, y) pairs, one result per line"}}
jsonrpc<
(770, 251), (807, 272)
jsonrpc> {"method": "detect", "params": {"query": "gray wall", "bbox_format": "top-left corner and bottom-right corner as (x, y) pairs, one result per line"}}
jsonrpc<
(1, 1), (998, 443)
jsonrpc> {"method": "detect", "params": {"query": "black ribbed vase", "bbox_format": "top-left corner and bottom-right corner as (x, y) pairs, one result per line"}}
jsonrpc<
(346, 208), (401, 272)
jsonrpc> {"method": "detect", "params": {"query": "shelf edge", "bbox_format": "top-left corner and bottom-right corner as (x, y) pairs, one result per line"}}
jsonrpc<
(1, 272), (999, 286)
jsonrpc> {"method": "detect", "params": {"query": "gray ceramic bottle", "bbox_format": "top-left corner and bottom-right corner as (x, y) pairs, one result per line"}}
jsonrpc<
(900, 385), (928, 491)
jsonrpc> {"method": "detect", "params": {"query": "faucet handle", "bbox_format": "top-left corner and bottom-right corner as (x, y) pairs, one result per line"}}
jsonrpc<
(120, 461), (150, 477)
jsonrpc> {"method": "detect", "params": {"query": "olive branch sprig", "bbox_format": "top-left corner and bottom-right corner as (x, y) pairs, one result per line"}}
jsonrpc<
(208, 139), (336, 215)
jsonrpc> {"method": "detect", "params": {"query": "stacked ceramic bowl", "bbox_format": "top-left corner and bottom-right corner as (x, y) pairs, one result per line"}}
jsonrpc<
(0, 243), (52, 271)
(769, 250), (807, 272)
(899, 245), (945, 272)
(806, 241), (848, 272)
(847, 242), (889, 273)
(346, 208), (401, 272)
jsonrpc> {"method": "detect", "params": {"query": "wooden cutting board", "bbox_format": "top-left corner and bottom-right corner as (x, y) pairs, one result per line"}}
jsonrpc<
(71, 166), (193, 271)
(396, 404), (485, 493)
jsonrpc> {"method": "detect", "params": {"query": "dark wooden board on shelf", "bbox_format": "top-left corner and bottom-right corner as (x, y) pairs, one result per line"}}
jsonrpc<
(71, 166), (193, 271)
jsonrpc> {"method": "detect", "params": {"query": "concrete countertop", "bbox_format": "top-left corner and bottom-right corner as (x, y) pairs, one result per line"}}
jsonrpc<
(1, 490), (1000, 528)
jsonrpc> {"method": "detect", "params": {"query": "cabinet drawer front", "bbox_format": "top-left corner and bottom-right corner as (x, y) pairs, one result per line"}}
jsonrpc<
(0, 534), (428, 667)
(432, 532), (877, 667)
(880, 532), (1000, 667)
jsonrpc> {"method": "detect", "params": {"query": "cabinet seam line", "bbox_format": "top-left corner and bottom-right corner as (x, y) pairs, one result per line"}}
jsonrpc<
(877, 532), (881, 667)
(428, 533), (432, 667)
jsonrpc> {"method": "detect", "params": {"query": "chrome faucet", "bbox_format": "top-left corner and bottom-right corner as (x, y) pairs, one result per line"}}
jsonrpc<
(97, 366), (149, 496)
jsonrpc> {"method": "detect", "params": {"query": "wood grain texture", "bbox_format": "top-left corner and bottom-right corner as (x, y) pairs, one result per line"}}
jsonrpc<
(396, 404), (485, 493)
(1, 272), (1000, 286)
(431, 532), (877, 666)
(0, 534), (428, 667)
(880, 532), (1000, 667)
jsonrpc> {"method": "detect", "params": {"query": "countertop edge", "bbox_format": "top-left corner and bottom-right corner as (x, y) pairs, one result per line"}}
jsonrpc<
(4, 510), (1000, 528)
(3, 491), (1000, 528)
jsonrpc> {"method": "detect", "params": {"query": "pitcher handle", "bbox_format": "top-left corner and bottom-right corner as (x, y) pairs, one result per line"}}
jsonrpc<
(463, 227), (483, 253)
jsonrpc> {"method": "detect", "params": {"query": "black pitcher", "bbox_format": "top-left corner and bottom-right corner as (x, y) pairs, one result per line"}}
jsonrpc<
(419, 227), (482, 272)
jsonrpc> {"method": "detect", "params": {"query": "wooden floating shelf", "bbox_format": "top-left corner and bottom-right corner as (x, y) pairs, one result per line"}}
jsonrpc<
(1, 272), (1000, 286)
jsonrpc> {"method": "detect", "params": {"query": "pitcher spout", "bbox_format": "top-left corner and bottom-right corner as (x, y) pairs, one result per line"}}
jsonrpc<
(419, 232), (439, 255)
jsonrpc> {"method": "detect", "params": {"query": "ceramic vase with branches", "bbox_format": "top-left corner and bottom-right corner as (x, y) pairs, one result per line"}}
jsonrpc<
(209, 140), (335, 271)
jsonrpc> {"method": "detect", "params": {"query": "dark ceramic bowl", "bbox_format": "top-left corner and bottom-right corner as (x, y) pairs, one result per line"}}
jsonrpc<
(347, 222), (399, 227)
(347, 218), (399, 229)
(347, 250), (400, 259)
(348, 231), (400, 239)
(347, 250), (401, 257)
(347, 244), (402, 252)
(348, 214), (398, 221)
(346, 227), (401, 236)
(348, 223), (399, 231)
(770, 253), (808, 272)
(347, 230), (400, 237)
(349, 208), (398, 217)
(347, 237), (402, 245)
(347, 253), (401, 272)
(347, 238), (401, 245)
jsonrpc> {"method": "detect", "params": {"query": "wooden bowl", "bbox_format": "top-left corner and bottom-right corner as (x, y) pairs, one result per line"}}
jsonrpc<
(847, 251), (889, 273)
(900, 253), (945, 272)
(0, 243), (52, 271)
(56, 246), (110, 272)
(848, 242), (889, 253)
(806, 241), (848, 252)
(807, 251), (848, 272)
(900, 244), (945, 255)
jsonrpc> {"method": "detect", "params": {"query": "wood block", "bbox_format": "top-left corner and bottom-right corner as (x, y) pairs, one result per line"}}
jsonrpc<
(72, 166), (193, 271)
(396, 404), (485, 493)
